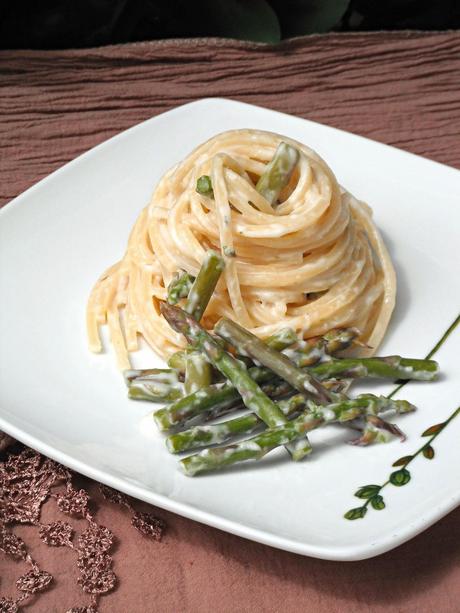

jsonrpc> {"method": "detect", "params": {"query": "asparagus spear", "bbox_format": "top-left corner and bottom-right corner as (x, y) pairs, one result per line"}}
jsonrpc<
(152, 329), (358, 426)
(130, 347), (436, 409)
(154, 383), (241, 431)
(167, 394), (309, 453)
(167, 349), (191, 372)
(215, 318), (335, 405)
(123, 369), (184, 403)
(348, 414), (406, 446)
(167, 412), (262, 453)
(181, 413), (322, 476)
(161, 303), (289, 429)
(185, 250), (225, 321)
(184, 351), (212, 394)
(265, 327), (298, 351)
(124, 368), (176, 385)
(160, 302), (312, 460)
(255, 142), (300, 206)
(308, 356), (439, 381)
(196, 175), (213, 198)
(132, 326), (420, 390)
(284, 328), (359, 366)
(167, 271), (195, 305)
(153, 373), (293, 432)
(166, 327), (299, 376)
(180, 395), (416, 476)
(167, 393), (415, 454)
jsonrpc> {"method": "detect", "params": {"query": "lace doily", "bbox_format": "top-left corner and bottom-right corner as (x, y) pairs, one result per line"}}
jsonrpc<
(0, 442), (165, 612)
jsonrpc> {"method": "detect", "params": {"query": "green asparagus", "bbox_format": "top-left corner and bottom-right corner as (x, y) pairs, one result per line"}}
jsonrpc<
(196, 175), (214, 198)
(215, 318), (335, 405)
(167, 394), (308, 453)
(184, 351), (212, 394)
(180, 395), (416, 475)
(348, 414), (406, 446)
(131, 348), (435, 408)
(265, 327), (298, 351)
(308, 356), (439, 381)
(154, 373), (293, 432)
(185, 250), (225, 321)
(128, 371), (184, 402)
(283, 328), (359, 366)
(166, 327), (299, 376)
(167, 349), (191, 373)
(123, 368), (175, 385)
(152, 330), (357, 426)
(181, 413), (322, 476)
(167, 393), (414, 453)
(124, 369), (184, 403)
(255, 142), (300, 206)
(167, 271), (195, 305)
(160, 302), (312, 460)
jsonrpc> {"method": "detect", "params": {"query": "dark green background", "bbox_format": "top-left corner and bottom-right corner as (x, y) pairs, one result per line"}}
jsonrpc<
(1, 1), (459, 49)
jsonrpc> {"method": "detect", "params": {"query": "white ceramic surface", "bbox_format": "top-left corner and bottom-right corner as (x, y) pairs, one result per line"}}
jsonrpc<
(1, 98), (459, 561)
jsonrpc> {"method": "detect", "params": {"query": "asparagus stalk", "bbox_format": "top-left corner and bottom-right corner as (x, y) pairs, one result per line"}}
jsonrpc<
(349, 414), (407, 446)
(181, 413), (322, 476)
(167, 327), (300, 376)
(128, 383), (183, 403)
(160, 302), (312, 460)
(129, 348), (436, 408)
(284, 328), (359, 366)
(124, 368), (176, 385)
(133, 332), (433, 393)
(167, 349), (191, 372)
(161, 303), (289, 429)
(167, 271), (195, 305)
(196, 175), (214, 198)
(167, 394), (309, 453)
(180, 395), (416, 476)
(154, 373), (294, 432)
(215, 318), (335, 405)
(308, 356), (439, 381)
(185, 250), (225, 321)
(153, 367), (277, 430)
(168, 412), (262, 453)
(167, 393), (415, 454)
(123, 369), (184, 403)
(255, 142), (300, 206)
(184, 351), (213, 394)
(154, 383), (241, 431)
(265, 327), (298, 351)
(152, 329), (358, 426)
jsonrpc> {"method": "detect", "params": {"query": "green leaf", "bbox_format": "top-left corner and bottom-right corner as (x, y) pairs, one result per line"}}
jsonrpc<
(344, 506), (367, 520)
(354, 484), (381, 499)
(390, 468), (411, 487)
(392, 455), (413, 467)
(370, 495), (385, 510)
(206, 0), (281, 43)
(423, 445), (435, 459)
(270, 0), (350, 36)
(421, 422), (445, 437)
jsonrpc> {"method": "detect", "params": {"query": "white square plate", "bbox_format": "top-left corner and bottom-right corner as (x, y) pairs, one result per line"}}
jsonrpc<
(1, 98), (459, 561)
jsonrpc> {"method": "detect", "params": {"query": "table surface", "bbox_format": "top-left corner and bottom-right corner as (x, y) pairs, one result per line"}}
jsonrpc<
(1, 31), (459, 612)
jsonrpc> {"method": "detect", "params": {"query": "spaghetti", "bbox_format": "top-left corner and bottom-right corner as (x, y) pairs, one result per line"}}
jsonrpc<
(87, 129), (396, 369)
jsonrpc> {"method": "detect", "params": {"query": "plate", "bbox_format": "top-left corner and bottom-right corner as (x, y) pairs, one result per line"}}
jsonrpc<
(1, 98), (459, 561)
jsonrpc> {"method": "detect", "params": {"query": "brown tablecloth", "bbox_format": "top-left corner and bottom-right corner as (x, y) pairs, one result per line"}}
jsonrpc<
(1, 32), (460, 612)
